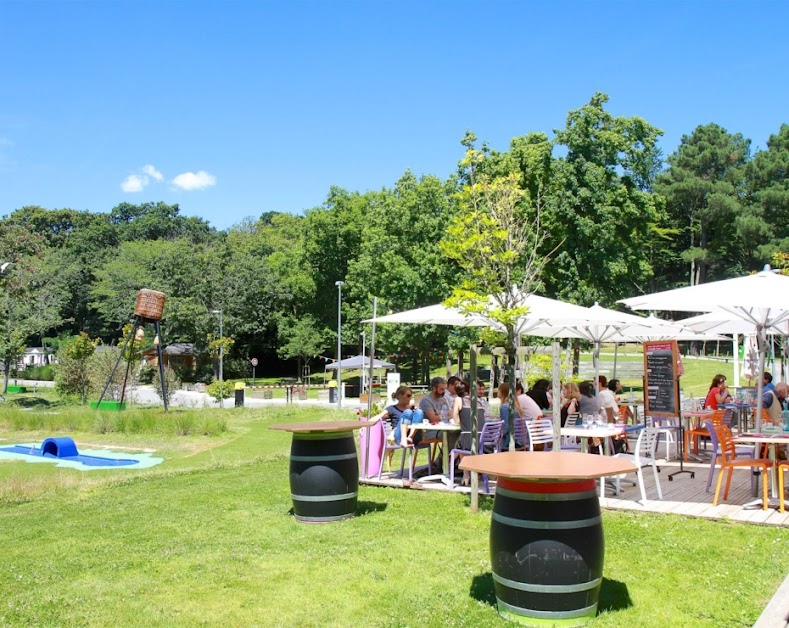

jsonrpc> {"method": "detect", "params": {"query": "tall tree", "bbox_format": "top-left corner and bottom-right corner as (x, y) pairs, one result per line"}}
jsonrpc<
(547, 92), (665, 303)
(655, 123), (750, 284)
(345, 172), (456, 381)
(739, 124), (789, 266)
(0, 224), (60, 392)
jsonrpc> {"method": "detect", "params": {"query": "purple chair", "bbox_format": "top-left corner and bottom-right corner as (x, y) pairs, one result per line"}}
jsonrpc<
(704, 419), (755, 493)
(449, 420), (504, 492)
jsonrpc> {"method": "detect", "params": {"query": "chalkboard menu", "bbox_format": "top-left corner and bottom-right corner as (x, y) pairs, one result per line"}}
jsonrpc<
(643, 340), (680, 417)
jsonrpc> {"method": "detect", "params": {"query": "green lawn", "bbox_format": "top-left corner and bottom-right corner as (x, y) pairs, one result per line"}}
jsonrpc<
(0, 404), (787, 626)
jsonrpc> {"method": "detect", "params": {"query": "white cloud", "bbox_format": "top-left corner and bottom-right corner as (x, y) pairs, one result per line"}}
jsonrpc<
(171, 170), (217, 191)
(142, 164), (163, 181)
(121, 174), (149, 193)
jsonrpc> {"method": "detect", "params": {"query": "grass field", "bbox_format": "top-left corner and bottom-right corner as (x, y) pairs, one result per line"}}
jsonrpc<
(1, 402), (787, 626)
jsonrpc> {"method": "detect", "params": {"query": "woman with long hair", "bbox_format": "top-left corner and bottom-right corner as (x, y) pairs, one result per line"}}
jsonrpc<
(704, 374), (730, 410)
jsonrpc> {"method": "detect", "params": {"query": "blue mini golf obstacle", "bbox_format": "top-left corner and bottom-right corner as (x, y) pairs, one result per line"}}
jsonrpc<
(0, 436), (142, 468)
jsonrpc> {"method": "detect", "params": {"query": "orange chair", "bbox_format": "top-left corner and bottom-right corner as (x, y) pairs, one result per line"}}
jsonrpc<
(779, 461), (789, 514)
(713, 425), (774, 511)
(685, 409), (725, 460)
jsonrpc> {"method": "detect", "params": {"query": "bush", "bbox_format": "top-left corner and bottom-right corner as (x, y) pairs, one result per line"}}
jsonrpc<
(17, 365), (56, 381)
(206, 379), (234, 400)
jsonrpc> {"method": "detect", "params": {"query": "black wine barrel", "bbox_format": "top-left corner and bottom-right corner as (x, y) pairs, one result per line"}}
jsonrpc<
(289, 431), (359, 523)
(490, 477), (604, 625)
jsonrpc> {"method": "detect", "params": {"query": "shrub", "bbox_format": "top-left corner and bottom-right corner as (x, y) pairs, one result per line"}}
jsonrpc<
(206, 379), (234, 400)
(17, 365), (56, 381)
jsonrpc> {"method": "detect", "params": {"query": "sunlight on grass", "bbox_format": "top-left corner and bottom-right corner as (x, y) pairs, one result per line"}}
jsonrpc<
(0, 396), (784, 626)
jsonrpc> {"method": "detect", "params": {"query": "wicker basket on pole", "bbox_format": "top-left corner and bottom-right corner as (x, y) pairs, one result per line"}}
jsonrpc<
(134, 289), (166, 322)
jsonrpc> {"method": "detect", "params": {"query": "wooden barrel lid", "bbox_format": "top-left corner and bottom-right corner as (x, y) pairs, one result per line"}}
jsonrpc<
(270, 420), (377, 433)
(459, 451), (635, 480)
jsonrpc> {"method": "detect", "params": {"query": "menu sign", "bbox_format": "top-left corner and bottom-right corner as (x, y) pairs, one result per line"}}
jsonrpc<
(644, 340), (679, 417)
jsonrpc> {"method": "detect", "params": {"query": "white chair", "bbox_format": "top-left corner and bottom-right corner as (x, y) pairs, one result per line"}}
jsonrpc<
(561, 413), (581, 450)
(647, 415), (679, 461)
(614, 427), (663, 504)
(525, 417), (554, 451)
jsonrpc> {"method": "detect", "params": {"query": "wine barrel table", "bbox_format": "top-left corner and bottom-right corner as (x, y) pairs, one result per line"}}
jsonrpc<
(270, 421), (376, 523)
(459, 452), (635, 626)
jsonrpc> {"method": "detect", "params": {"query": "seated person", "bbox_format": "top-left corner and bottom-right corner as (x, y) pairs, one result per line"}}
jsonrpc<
(560, 382), (581, 427)
(386, 385), (422, 447)
(578, 381), (598, 417)
(704, 374), (731, 410)
(516, 381), (543, 420)
(527, 379), (551, 411)
(598, 379), (618, 423)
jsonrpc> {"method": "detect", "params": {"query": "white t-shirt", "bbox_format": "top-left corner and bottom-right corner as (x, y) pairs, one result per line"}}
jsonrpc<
(516, 393), (543, 420)
(598, 388), (618, 412)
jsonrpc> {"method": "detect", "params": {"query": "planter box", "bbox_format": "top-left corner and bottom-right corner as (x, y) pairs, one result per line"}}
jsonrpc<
(359, 393), (381, 404)
(6, 385), (27, 394)
(263, 389), (273, 399)
(89, 400), (127, 411)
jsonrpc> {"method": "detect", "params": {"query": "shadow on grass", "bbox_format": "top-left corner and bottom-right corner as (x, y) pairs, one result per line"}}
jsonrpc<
(470, 572), (496, 607)
(470, 574), (633, 616)
(462, 493), (495, 511)
(284, 500), (388, 519)
(598, 577), (633, 613)
(357, 500), (388, 516)
(6, 397), (52, 408)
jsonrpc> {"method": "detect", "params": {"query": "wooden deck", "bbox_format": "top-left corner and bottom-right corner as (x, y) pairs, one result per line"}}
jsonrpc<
(360, 442), (789, 527)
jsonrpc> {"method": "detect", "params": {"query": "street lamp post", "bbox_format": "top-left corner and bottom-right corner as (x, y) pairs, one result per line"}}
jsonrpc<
(335, 281), (344, 408)
(212, 309), (223, 409)
(360, 331), (366, 398)
(1, 263), (10, 396)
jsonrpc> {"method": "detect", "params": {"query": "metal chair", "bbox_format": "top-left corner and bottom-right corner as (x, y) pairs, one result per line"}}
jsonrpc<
(449, 420), (504, 492)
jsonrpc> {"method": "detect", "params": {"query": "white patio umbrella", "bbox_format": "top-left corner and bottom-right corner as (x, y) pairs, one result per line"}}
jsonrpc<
(620, 265), (789, 431)
(365, 293), (594, 450)
(366, 303), (491, 327)
(522, 303), (684, 393)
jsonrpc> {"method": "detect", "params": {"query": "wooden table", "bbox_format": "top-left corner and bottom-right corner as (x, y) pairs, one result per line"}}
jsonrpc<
(460, 452), (635, 626)
(270, 420), (376, 523)
(412, 421), (460, 483)
(734, 432), (789, 504)
(560, 425), (626, 496)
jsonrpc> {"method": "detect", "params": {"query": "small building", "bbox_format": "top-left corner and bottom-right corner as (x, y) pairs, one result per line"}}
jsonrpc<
(17, 347), (55, 370)
(142, 343), (196, 372)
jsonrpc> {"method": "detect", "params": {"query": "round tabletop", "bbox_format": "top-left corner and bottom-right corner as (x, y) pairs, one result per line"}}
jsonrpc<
(459, 451), (635, 480)
(269, 420), (377, 433)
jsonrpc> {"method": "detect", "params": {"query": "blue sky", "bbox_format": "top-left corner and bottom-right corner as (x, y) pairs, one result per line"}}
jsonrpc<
(1, 1), (787, 230)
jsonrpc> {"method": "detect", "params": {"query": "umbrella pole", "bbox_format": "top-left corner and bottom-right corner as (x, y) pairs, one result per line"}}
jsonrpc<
(470, 344), (478, 511)
(365, 298), (377, 478)
(552, 342), (561, 450)
(594, 341), (600, 394)
(756, 325), (766, 433)
(613, 343), (618, 380)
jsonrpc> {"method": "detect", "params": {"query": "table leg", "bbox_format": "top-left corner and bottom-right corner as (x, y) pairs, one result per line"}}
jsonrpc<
(770, 444), (777, 499)
(442, 431), (449, 476)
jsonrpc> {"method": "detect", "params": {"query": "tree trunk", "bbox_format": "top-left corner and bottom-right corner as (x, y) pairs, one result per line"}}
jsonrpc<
(457, 350), (464, 377)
